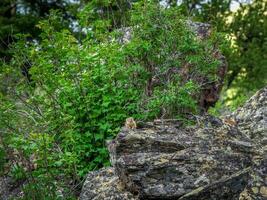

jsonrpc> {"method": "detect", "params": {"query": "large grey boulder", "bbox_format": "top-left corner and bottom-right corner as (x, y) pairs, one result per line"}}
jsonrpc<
(107, 117), (253, 200)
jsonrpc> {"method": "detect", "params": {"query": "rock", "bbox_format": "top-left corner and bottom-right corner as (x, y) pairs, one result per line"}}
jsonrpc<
(232, 87), (267, 142)
(0, 176), (24, 200)
(232, 87), (267, 200)
(80, 88), (267, 200)
(79, 167), (137, 200)
(107, 117), (253, 199)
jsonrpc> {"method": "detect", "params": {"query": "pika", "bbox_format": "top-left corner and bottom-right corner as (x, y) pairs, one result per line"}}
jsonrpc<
(125, 117), (137, 129)
(223, 118), (237, 126)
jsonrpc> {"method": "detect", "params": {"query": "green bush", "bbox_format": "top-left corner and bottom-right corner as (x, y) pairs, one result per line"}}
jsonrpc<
(0, 2), (224, 198)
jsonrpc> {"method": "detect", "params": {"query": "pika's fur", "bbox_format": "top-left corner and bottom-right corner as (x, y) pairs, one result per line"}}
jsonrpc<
(125, 117), (137, 129)
(223, 118), (237, 126)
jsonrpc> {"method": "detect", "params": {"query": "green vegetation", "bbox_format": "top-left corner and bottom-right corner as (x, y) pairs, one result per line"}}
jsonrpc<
(0, 0), (266, 199)
(181, 0), (267, 109)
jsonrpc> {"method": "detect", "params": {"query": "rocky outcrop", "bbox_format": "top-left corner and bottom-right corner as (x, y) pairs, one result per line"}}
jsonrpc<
(108, 117), (252, 200)
(80, 87), (267, 200)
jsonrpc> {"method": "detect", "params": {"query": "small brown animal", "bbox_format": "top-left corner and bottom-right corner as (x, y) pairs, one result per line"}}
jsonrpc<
(223, 118), (237, 126)
(125, 117), (137, 129)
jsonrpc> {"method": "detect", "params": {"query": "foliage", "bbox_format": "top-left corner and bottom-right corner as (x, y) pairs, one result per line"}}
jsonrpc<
(178, 0), (267, 109)
(126, 2), (224, 117)
(79, 0), (131, 31)
(0, 1), (224, 198)
(178, 0), (232, 30)
(224, 0), (267, 107)
(0, 0), (79, 61)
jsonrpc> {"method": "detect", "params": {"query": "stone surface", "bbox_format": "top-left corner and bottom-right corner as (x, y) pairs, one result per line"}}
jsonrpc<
(0, 176), (24, 200)
(79, 167), (137, 200)
(108, 116), (253, 199)
(232, 87), (267, 143)
(232, 87), (267, 200)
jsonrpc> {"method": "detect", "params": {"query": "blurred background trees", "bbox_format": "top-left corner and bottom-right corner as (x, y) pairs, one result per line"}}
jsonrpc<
(0, 0), (78, 61)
